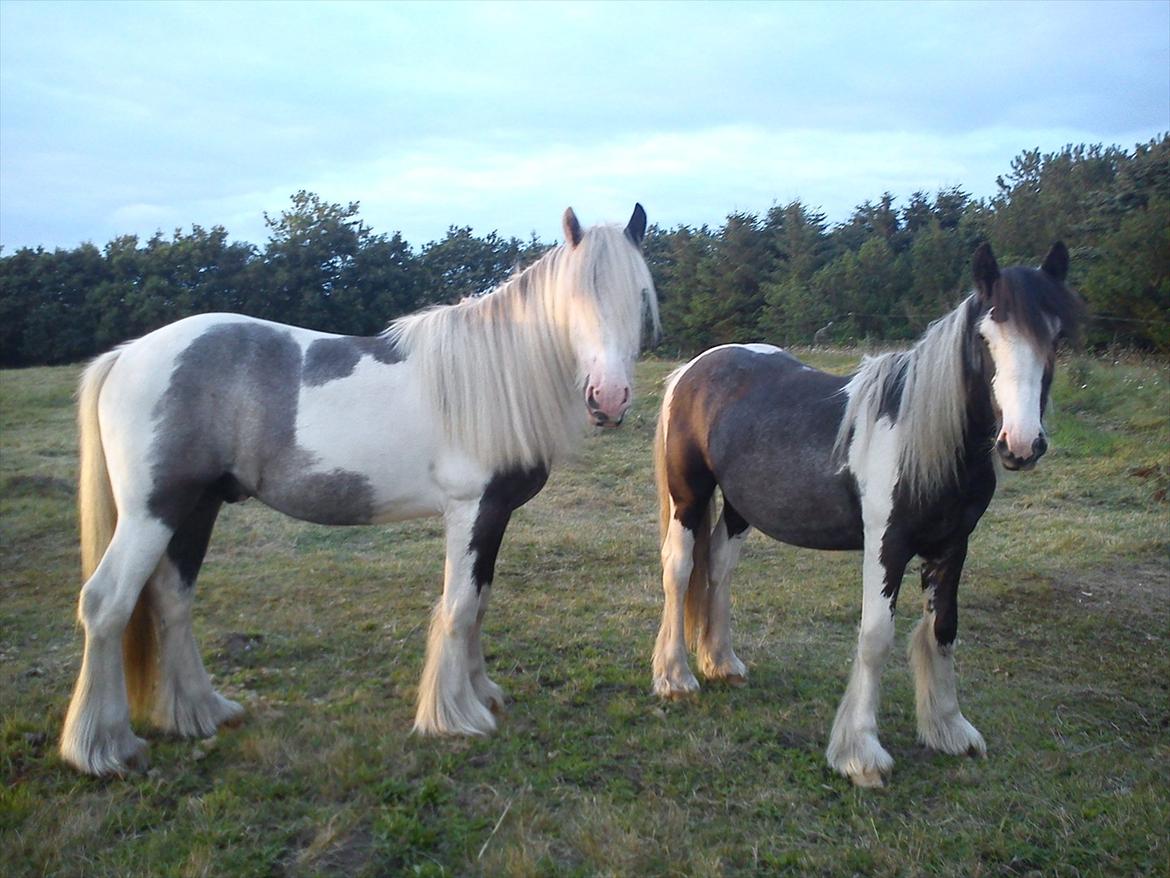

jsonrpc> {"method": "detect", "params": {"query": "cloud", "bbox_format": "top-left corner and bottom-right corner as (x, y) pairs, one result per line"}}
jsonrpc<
(108, 202), (178, 231)
(1, 1), (1166, 250)
(291, 122), (1148, 246)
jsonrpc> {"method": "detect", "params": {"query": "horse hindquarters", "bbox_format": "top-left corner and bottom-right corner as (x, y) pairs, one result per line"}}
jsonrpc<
(61, 349), (242, 776)
(651, 395), (715, 698)
(61, 351), (154, 775)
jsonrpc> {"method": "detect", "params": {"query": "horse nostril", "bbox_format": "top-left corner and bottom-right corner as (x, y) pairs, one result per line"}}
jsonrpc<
(586, 387), (600, 411)
(995, 436), (1008, 453)
(1033, 435), (1048, 457)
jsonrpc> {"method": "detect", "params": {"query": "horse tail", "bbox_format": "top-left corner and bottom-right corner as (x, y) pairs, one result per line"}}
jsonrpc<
(77, 348), (158, 720)
(654, 399), (672, 545)
(654, 369), (713, 651)
(683, 501), (713, 651)
(78, 350), (120, 581)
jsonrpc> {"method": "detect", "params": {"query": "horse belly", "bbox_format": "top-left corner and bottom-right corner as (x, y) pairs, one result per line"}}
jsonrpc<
(705, 370), (863, 552)
(266, 358), (443, 525)
(722, 471), (863, 551)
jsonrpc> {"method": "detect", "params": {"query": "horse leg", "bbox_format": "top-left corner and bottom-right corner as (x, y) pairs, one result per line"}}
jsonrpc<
(60, 517), (173, 776)
(697, 501), (749, 686)
(462, 466), (547, 713)
(149, 490), (244, 738)
(414, 498), (497, 736)
(652, 506), (703, 699)
(826, 522), (910, 787)
(467, 585), (505, 712)
(908, 538), (986, 757)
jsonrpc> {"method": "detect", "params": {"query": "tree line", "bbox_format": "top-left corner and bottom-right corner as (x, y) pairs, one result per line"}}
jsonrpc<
(1, 137), (1166, 367)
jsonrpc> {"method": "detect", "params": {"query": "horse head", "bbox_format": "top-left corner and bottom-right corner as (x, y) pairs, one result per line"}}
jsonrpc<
(972, 241), (1081, 471)
(561, 203), (656, 428)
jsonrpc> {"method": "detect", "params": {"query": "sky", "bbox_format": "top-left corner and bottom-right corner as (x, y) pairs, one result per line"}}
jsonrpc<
(1, 0), (1167, 252)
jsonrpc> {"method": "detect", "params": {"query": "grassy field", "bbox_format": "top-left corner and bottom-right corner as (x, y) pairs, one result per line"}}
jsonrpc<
(2, 350), (1167, 877)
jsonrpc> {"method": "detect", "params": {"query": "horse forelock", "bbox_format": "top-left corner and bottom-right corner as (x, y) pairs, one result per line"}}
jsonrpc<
(576, 223), (661, 352)
(991, 266), (1084, 351)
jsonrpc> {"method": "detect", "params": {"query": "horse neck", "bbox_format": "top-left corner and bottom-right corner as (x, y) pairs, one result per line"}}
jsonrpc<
(394, 249), (585, 471)
(891, 296), (983, 501)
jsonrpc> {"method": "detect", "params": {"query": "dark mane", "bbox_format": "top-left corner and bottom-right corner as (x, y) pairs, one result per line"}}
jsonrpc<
(990, 266), (1084, 348)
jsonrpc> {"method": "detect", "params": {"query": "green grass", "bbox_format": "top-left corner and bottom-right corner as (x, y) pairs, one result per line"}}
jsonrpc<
(1, 351), (1168, 877)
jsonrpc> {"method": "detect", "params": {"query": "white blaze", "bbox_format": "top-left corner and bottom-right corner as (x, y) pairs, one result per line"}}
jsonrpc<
(978, 313), (1049, 459)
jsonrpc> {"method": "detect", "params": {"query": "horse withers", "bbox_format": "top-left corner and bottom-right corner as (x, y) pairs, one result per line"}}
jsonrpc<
(61, 205), (659, 776)
(651, 243), (1081, 787)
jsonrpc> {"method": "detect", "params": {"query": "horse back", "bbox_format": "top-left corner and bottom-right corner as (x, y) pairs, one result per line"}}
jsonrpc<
(666, 344), (863, 550)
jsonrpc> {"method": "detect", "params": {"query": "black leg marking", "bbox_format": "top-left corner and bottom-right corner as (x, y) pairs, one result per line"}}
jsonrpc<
(469, 466), (549, 592)
(921, 539), (969, 647)
(879, 528), (912, 612)
(722, 497), (750, 539)
(165, 483), (227, 586)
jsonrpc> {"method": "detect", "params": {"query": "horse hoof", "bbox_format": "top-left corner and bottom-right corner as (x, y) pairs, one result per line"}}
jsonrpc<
(721, 673), (748, 688)
(849, 767), (886, 788)
(61, 730), (150, 777)
(652, 672), (700, 700)
(473, 679), (507, 714)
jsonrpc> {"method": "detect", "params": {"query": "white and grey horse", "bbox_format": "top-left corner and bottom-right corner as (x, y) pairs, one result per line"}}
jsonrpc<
(651, 243), (1081, 786)
(61, 205), (659, 776)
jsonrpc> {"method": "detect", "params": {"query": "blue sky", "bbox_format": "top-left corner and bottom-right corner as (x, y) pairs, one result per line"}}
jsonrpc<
(1, 0), (1167, 252)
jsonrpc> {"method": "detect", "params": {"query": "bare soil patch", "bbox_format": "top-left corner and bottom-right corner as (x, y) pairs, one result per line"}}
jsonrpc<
(1051, 559), (1169, 616)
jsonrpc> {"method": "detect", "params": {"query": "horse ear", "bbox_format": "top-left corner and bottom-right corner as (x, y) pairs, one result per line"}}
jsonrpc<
(1041, 241), (1069, 282)
(625, 203), (647, 246)
(563, 208), (583, 248)
(972, 242), (999, 300)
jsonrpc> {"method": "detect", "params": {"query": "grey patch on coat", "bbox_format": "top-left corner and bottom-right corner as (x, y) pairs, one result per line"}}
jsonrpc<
(147, 321), (376, 529)
(302, 335), (403, 387)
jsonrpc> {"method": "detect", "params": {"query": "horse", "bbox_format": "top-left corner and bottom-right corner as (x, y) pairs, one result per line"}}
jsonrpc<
(650, 242), (1081, 787)
(60, 204), (659, 776)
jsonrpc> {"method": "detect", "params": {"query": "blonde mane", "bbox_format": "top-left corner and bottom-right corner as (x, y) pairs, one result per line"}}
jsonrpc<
(835, 296), (975, 502)
(387, 223), (658, 471)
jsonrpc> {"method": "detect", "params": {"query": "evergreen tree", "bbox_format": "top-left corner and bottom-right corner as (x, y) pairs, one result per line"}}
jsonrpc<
(255, 191), (371, 329)
(2, 136), (1167, 365)
(686, 212), (773, 347)
(758, 201), (834, 342)
(644, 224), (714, 354)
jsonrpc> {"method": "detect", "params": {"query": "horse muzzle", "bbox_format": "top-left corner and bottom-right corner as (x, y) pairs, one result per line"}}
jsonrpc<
(996, 433), (1047, 471)
(585, 380), (631, 428)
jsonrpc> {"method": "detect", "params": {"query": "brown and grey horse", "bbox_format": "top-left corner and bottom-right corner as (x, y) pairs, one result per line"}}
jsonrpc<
(652, 243), (1081, 786)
